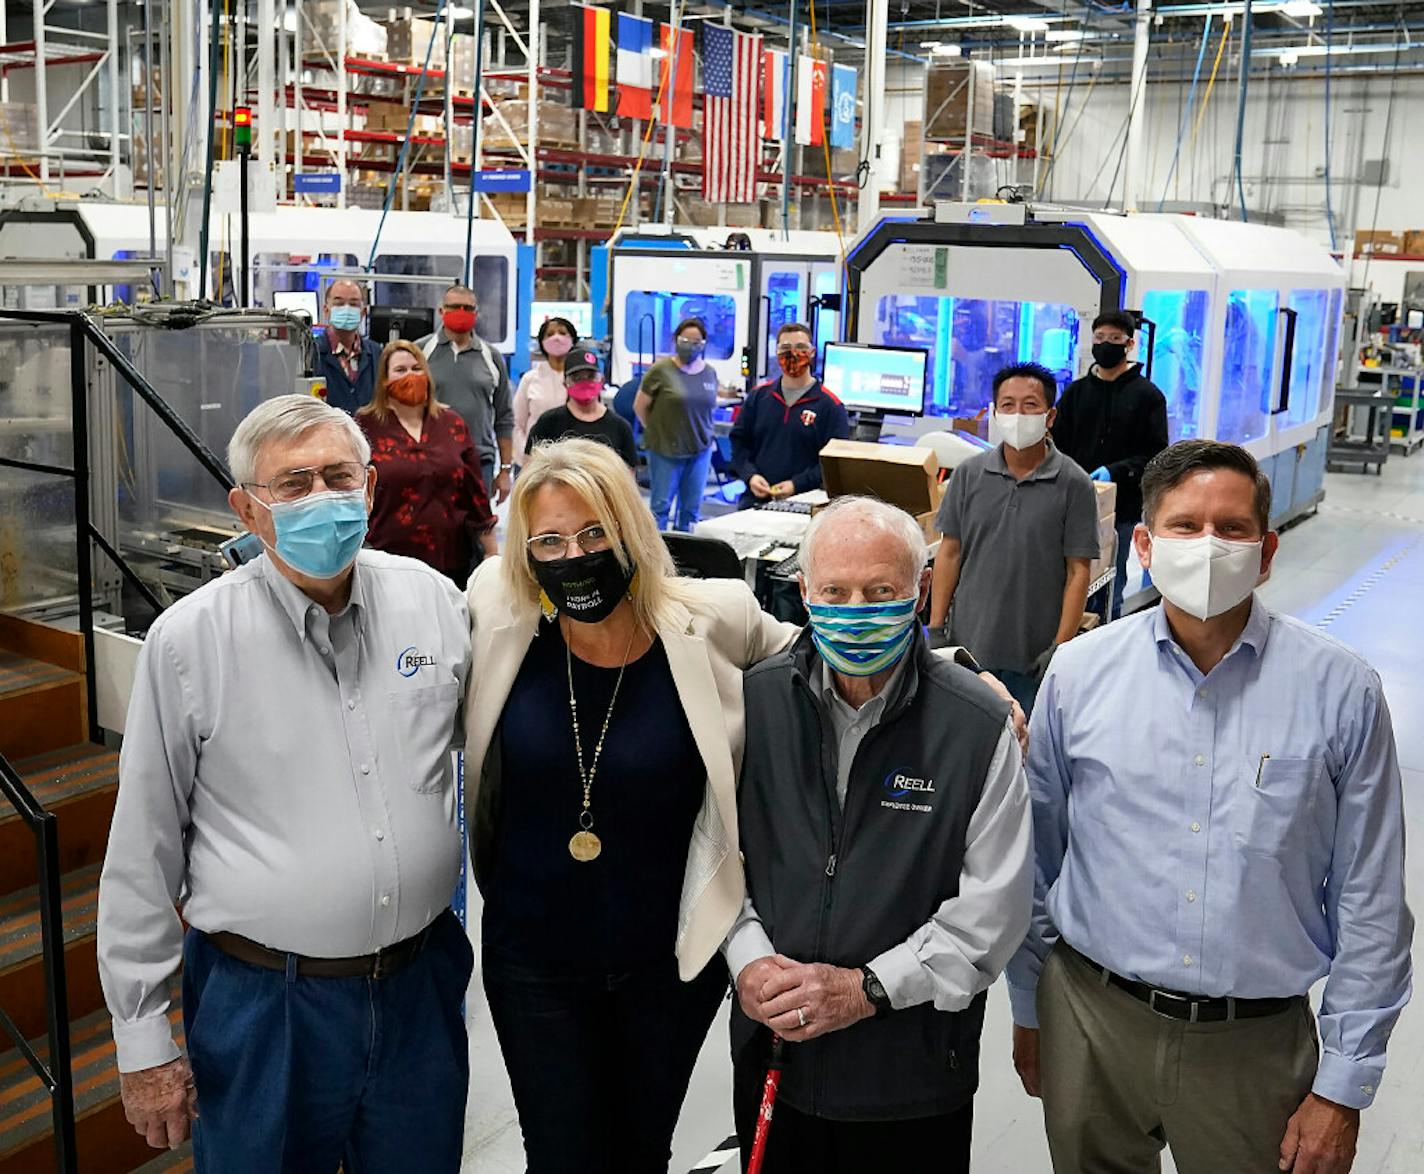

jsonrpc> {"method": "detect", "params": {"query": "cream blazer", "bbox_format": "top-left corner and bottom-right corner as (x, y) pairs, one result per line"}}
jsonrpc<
(464, 557), (797, 980)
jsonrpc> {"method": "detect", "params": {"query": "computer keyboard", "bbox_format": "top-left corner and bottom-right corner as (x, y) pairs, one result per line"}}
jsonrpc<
(758, 500), (814, 515)
(769, 551), (801, 579)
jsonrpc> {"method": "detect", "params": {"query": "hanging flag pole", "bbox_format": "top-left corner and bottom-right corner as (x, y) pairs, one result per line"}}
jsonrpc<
(659, 5), (684, 225)
(463, 0), (488, 285)
(781, 3), (797, 242)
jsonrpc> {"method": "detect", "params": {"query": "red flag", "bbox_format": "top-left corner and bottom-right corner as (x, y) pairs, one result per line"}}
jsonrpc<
(660, 24), (694, 129)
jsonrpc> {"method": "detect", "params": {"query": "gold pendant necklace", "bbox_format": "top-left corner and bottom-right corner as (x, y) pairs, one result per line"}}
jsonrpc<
(565, 621), (637, 862)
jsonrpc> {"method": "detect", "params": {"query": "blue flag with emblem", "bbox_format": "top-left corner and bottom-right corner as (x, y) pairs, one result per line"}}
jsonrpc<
(830, 63), (857, 150)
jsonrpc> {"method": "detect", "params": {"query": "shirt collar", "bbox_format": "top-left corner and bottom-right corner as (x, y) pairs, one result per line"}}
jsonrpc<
(260, 552), (367, 642)
(1150, 592), (1271, 660)
(819, 650), (909, 722)
(986, 439), (1063, 482)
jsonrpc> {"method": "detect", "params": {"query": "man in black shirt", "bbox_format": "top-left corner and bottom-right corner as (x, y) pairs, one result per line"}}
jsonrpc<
(1053, 311), (1169, 618)
(526, 349), (638, 469)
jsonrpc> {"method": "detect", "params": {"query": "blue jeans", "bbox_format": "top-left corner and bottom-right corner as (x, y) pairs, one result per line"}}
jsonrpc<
(483, 947), (728, 1174)
(183, 910), (472, 1173)
(647, 446), (714, 532)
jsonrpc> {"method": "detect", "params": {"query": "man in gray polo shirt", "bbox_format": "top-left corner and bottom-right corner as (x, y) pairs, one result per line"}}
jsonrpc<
(929, 362), (1100, 714)
(418, 283), (514, 503)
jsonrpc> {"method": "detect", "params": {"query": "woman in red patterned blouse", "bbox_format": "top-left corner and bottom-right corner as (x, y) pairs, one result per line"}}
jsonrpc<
(356, 340), (497, 585)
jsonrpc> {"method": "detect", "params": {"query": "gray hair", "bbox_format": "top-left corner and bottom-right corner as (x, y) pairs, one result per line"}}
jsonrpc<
(799, 495), (927, 589)
(228, 394), (370, 487)
(324, 278), (368, 305)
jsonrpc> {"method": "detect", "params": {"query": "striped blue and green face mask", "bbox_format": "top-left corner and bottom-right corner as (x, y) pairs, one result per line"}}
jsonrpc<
(805, 597), (920, 677)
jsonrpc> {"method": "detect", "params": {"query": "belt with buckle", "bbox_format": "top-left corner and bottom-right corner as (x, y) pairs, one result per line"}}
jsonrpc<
(206, 914), (442, 981)
(1063, 944), (1301, 1023)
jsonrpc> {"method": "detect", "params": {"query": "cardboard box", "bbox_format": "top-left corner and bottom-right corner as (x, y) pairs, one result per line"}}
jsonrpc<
(1094, 480), (1117, 521)
(952, 414), (989, 441)
(386, 15), (446, 66)
(819, 439), (940, 514)
(1403, 230), (1424, 257)
(1356, 230), (1402, 256)
(900, 121), (922, 194)
(1089, 515), (1117, 584)
(923, 60), (994, 142)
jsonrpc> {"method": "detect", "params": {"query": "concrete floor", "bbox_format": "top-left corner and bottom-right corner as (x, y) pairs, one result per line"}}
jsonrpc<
(461, 453), (1424, 1173)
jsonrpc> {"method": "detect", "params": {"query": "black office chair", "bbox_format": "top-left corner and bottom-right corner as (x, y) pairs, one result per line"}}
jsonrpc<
(661, 532), (743, 580)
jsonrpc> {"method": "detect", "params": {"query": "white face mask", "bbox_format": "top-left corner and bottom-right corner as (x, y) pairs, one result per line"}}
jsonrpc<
(990, 410), (1049, 451)
(1148, 533), (1263, 621)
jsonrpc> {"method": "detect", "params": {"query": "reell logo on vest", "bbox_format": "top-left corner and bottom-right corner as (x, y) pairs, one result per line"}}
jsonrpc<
(883, 770), (936, 798)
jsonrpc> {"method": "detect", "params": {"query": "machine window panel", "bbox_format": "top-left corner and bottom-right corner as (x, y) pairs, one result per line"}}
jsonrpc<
(813, 268), (841, 348)
(252, 253), (360, 314)
(1218, 288), (1279, 445)
(765, 270), (803, 336)
(1285, 289), (1331, 428)
(873, 295), (1078, 418)
(1141, 289), (1209, 442)
(470, 255), (510, 342)
(621, 291), (738, 362)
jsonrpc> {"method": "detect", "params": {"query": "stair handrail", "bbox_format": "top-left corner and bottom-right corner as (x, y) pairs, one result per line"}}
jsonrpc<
(0, 752), (78, 1174)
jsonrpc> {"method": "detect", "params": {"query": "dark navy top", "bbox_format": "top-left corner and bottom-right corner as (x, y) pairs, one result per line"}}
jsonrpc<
(485, 620), (705, 972)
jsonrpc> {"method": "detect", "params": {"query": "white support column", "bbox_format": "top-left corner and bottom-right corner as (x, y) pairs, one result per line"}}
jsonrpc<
(336, 0), (347, 208)
(295, 0), (304, 195)
(1, 1), (8, 104)
(107, 0), (123, 196)
(526, 1), (539, 245)
(857, 0), (887, 234)
(1122, 0), (1152, 211)
(258, 0), (275, 176)
(33, 0), (50, 181)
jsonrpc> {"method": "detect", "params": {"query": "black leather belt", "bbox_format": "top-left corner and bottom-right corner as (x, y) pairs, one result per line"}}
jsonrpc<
(206, 913), (443, 980)
(1064, 944), (1302, 1023)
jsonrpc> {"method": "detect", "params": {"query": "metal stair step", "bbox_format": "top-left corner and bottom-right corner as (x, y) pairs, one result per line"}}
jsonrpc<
(0, 744), (119, 898)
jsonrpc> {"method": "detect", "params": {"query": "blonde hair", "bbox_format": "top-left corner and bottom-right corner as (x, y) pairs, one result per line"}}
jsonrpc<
(503, 437), (695, 631)
(358, 340), (445, 423)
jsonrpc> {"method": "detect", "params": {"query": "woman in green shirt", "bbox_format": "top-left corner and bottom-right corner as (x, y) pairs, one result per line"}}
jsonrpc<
(634, 316), (720, 531)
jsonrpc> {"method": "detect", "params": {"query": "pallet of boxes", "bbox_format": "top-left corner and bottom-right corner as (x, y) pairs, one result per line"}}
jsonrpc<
(1083, 481), (1117, 632)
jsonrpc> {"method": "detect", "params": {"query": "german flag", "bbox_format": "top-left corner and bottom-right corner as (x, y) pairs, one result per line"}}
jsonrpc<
(568, 4), (611, 112)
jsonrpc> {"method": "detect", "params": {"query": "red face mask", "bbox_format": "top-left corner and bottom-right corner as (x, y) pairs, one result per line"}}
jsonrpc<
(443, 308), (476, 335)
(567, 378), (603, 404)
(778, 350), (812, 379)
(387, 371), (429, 406)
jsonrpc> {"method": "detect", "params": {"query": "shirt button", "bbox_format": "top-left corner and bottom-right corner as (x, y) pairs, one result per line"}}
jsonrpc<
(1186, 890), (1197, 902)
(320, 645), (331, 657)
(360, 762), (371, 775)
(374, 829), (385, 841)
(1197, 688), (1208, 699)
(1183, 954), (1193, 966)
(380, 894), (391, 907)
(1191, 821), (1202, 833)
(1193, 754), (1205, 767)
(1362, 1084), (1375, 1095)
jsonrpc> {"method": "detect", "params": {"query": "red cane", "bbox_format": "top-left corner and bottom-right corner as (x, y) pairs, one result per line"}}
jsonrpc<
(745, 1035), (785, 1174)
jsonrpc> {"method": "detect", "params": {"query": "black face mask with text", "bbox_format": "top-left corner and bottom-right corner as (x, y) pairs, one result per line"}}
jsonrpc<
(531, 549), (634, 623)
(1092, 341), (1128, 370)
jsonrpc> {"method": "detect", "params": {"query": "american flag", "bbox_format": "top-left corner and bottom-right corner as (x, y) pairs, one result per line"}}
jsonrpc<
(703, 25), (763, 204)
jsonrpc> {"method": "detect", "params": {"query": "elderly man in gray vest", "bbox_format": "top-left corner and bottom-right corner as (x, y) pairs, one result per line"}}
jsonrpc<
(725, 495), (1034, 1171)
(97, 395), (473, 1171)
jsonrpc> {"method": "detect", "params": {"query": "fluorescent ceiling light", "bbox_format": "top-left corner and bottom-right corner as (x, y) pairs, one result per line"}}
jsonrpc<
(1006, 15), (1051, 33)
(1280, 0), (1322, 15)
(1045, 29), (1085, 41)
(932, 43), (964, 56)
(998, 53), (1099, 68)
(920, 40), (943, 48)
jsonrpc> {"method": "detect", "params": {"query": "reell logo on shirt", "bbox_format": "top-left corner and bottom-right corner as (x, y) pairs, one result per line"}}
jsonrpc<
(396, 646), (438, 677)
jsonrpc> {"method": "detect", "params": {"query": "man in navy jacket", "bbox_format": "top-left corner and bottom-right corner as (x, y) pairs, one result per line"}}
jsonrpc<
(730, 322), (850, 509)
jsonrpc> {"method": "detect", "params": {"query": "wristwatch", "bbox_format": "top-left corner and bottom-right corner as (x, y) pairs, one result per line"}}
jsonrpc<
(498, 462), (514, 473)
(861, 966), (892, 1019)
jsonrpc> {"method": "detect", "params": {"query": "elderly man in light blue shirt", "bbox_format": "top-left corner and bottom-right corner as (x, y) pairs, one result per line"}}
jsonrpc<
(1007, 439), (1412, 1174)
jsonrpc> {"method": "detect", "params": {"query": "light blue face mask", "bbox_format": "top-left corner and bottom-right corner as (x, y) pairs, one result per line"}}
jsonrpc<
(255, 488), (368, 579)
(328, 305), (362, 332)
(805, 597), (920, 677)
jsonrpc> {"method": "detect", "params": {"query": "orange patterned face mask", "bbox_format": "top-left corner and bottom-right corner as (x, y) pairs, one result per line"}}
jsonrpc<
(777, 349), (812, 378)
(387, 371), (429, 406)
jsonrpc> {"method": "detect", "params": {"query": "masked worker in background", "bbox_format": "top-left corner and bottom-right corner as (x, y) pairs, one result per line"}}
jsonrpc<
(313, 279), (382, 415)
(1008, 440), (1413, 1174)
(1052, 310), (1169, 619)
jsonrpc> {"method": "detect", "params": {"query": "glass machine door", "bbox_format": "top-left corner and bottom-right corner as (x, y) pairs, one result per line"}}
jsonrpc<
(758, 261), (811, 384)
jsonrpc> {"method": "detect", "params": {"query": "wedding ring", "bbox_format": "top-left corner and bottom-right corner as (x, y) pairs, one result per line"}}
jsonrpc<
(797, 1007), (807, 1028)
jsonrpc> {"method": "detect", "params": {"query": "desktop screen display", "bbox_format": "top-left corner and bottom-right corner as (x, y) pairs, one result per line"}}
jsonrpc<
(273, 290), (320, 321)
(532, 300), (595, 339)
(822, 343), (929, 416)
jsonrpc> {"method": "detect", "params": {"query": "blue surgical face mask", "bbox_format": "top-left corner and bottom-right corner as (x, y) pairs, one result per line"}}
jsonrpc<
(804, 596), (920, 677)
(329, 305), (362, 332)
(254, 488), (368, 579)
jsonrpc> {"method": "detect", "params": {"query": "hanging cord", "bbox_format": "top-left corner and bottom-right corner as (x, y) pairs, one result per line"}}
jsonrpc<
(610, 11), (679, 237)
(462, 0), (487, 285)
(1358, 27), (1403, 296)
(1039, 9), (1088, 196)
(1156, 15), (1212, 210)
(215, 0), (232, 304)
(368, 0), (449, 270)
(808, 0), (846, 261)
(1231, 0), (1253, 221)
(198, 0), (223, 299)
(1322, 0), (1336, 250)
(1039, 52), (1098, 193)
(1098, 34), (1152, 211)
(1185, 17), (1230, 178)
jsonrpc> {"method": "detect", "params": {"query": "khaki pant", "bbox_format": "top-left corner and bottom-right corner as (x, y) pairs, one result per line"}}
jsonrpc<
(1038, 944), (1319, 1174)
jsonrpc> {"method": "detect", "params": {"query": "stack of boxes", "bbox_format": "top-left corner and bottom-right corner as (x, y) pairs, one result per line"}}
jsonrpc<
(1089, 483), (1118, 586)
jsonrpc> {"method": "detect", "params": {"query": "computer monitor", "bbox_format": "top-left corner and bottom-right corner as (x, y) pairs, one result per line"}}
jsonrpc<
(822, 342), (929, 418)
(368, 305), (436, 344)
(273, 290), (320, 322)
(531, 300), (595, 340)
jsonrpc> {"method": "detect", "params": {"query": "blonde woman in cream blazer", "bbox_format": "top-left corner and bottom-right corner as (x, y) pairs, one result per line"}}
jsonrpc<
(464, 436), (796, 1174)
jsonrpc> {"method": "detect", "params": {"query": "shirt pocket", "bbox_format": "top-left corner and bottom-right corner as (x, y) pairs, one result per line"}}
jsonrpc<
(1239, 756), (1328, 858)
(385, 681), (461, 795)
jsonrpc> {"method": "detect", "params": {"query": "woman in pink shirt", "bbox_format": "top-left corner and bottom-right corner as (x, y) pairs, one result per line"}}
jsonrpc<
(512, 317), (578, 468)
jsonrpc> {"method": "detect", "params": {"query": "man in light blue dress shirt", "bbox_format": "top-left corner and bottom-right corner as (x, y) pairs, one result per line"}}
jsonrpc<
(1006, 440), (1413, 1174)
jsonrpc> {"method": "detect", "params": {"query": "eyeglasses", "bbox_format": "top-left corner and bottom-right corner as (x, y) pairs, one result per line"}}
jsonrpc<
(1093, 333), (1131, 345)
(243, 461), (369, 503)
(443, 302), (477, 313)
(777, 344), (813, 356)
(526, 524), (613, 562)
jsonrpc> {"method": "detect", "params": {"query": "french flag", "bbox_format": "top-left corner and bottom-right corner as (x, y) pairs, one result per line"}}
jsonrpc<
(616, 13), (655, 120)
(762, 48), (790, 141)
